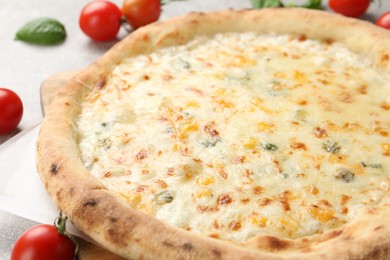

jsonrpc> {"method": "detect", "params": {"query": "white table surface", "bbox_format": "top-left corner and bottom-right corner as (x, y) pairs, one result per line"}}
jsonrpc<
(1, 0), (390, 258)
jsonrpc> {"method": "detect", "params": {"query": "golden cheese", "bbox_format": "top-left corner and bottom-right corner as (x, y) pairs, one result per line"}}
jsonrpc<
(77, 33), (390, 242)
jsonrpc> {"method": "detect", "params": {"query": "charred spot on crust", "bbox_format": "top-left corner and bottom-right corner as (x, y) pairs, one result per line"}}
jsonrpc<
(211, 248), (222, 258)
(182, 243), (193, 251)
(68, 187), (74, 197)
(50, 163), (60, 175)
(107, 228), (128, 247)
(109, 216), (118, 223)
(323, 38), (334, 45)
(364, 246), (390, 259)
(97, 79), (106, 89)
(374, 225), (384, 231)
(264, 236), (291, 251)
(83, 199), (98, 207)
(55, 188), (63, 203)
(104, 213), (137, 247)
(162, 240), (174, 248)
(297, 34), (307, 41)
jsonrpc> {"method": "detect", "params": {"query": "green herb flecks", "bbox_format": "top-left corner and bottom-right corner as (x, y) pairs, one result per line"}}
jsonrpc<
(99, 137), (112, 150)
(299, 0), (322, 9)
(335, 168), (355, 183)
(281, 173), (289, 179)
(261, 142), (278, 151)
(251, 0), (282, 8)
(155, 190), (175, 205)
(361, 162), (383, 169)
(174, 58), (191, 70)
(201, 137), (221, 148)
(15, 17), (66, 45)
(251, 0), (322, 9)
(322, 140), (341, 154)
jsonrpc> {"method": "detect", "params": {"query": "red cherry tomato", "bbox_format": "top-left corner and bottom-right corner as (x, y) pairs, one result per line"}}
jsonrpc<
(122, 0), (161, 30)
(329, 0), (370, 18)
(0, 88), (23, 135)
(79, 0), (123, 42)
(377, 11), (390, 30)
(11, 224), (75, 260)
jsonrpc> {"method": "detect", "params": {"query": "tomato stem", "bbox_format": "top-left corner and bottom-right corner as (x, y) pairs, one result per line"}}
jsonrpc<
(55, 212), (67, 235)
(120, 16), (133, 33)
(54, 212), (79, 259)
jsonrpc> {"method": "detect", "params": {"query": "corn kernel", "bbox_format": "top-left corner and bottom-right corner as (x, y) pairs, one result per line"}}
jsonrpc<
(229, 55), (256, 67)
(257, 122), (273, 132)
(244, 137), (258, 149)
(250, 97), (264, 106)
(382, 143), (390, 156)
(216, 99), (233, 108)
(250, 215), (268, 227)
(274, 71), (286, 79)
(196, 188), (212, 198)
(197, 175), (215, 185)
(294, 70), (306, 82)
(185, 124), (199, 132)
(186, 101), (200, 108)
(327, 154), (347, 163)
(308, 205), (334, 223)
(349, 163), (364, 175)
(305, 185), (319, 195)
(280, 215), (300, 232)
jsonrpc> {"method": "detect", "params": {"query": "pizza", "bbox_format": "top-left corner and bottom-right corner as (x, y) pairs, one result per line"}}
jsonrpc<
(36, 8), (390, 259)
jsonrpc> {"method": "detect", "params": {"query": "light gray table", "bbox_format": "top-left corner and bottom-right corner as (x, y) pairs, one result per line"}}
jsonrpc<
(1, 0), (390, 258)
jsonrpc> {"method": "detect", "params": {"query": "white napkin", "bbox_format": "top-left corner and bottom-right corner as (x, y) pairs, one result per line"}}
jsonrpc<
(0, 123), (84, 237)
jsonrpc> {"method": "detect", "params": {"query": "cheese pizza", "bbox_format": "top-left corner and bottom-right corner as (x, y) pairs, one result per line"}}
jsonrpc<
(37, 8), (390, 259)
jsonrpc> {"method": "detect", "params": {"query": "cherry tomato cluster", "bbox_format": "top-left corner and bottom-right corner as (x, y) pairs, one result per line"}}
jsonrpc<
(329, 0), (390, 30)
(0, 88), (23, 135)
(79, 0), (161, 42)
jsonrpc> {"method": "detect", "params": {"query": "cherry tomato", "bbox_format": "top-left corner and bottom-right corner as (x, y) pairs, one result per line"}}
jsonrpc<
(11, 224), (75, 260)
(377, 11), (390, 30)
(79, 0), (123, 42)
(122, 0), (161, 30)
(329, 0), (370, 18)
(0, 88), (23, 135)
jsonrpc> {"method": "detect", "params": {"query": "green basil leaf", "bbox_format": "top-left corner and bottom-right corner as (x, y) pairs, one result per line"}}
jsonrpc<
(15, 17), (66, 45)
(160, 0), (187, 5)
(286, 0), (322, 9)
(251, 0), (283, 8)
(300, 0), (322, 9)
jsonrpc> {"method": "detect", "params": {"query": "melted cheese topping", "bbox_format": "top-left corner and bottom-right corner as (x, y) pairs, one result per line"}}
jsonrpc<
(77, 33), (390, 242)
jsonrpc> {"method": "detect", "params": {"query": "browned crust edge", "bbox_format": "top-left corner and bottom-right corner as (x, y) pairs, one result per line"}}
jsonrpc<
(36, 8), (390, 259)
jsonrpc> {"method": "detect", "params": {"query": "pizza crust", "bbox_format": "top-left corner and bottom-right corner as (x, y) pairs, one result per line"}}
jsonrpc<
(37, 8), (390, 259)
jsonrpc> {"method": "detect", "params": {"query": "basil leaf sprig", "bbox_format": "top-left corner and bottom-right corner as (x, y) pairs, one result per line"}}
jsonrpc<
(251, 0), (322, 9)
(15, 17), (66, 45)
(251, 0), (282, 8)
(292, 0), (322, 9)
